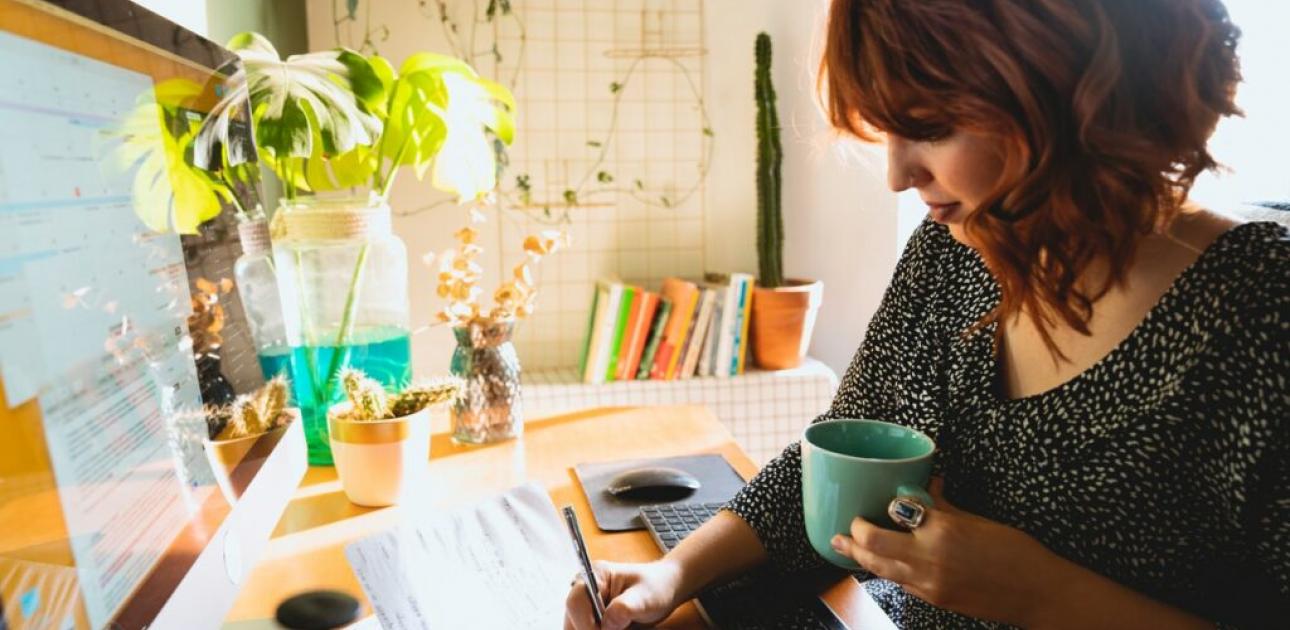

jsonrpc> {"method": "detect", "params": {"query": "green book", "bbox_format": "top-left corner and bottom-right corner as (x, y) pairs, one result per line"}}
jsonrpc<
(577, 285), (603, 380)
(604, 286), (637, 382)
(636, 298), (673, 380)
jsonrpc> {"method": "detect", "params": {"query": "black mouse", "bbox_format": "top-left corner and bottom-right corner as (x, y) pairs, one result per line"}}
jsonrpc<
(606, 466), (701, 502)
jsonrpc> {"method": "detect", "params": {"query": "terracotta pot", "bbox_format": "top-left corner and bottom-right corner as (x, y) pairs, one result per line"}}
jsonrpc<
(328, 402), (441, 507)
(750, 279), (823, 370)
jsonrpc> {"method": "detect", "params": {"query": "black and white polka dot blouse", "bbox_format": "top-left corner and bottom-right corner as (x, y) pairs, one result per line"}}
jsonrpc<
(724, 219), (1289, 628)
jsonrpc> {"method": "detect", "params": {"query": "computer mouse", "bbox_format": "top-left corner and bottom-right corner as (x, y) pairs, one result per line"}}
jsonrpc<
(606, 466), (701, 502)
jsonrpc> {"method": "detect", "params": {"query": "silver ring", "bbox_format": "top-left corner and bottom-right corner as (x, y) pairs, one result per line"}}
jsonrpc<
(888, 496), (928, 529)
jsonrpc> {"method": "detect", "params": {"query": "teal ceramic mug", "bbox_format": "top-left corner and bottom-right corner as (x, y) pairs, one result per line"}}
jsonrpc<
(801, 419), (936, 569)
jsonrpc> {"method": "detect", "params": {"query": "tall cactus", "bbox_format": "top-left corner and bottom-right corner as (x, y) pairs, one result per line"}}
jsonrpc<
(755, 32), (784, 288)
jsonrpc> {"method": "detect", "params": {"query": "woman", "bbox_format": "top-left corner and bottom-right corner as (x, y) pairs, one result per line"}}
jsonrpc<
(566, 0), (1288, 627)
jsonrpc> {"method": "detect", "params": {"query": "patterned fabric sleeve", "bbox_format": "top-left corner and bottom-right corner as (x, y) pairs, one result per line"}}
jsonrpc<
(722, 221), (950, 573)
(1241, 256), (1290, 623)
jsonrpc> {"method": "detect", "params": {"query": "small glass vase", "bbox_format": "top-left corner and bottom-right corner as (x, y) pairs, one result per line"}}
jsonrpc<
(450, 320), (523, 444)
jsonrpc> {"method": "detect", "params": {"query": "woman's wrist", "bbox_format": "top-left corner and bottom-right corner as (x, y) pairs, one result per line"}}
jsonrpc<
(656, 556), (693, 610)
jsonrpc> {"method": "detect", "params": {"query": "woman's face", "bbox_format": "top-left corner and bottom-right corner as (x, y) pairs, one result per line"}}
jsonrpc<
(886, 130), (1006, 245)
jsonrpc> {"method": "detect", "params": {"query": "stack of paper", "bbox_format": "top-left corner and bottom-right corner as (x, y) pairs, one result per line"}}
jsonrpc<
(345, 483), (579, 629)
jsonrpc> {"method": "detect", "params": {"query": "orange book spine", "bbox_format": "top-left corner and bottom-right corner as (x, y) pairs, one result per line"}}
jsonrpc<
(619, 293), (659, 380)
(650, 278), (700, 380)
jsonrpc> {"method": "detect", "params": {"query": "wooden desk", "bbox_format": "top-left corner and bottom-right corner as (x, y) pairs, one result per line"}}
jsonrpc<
(225, 405), (876, 628)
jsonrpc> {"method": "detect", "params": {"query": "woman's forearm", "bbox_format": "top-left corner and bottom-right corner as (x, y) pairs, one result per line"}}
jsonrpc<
(1026, 554), (1212, 630)
(661, 510), (768, 606)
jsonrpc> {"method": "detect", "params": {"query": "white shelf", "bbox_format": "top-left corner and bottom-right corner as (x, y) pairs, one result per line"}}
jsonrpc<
(522, 358), (838, 466)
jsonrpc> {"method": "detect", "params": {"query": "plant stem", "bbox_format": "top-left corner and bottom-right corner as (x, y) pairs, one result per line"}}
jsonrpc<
(319, 243), (371, 400)
(293, 249), (325, 406)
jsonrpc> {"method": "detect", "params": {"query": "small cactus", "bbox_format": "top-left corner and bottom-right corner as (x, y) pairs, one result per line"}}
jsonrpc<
(211, 376), (293, 440)
(260, 375), (289, 425)
(340, 368), (389, 421)
(389, 376), (464, 418)
(207, 404), (235, 440)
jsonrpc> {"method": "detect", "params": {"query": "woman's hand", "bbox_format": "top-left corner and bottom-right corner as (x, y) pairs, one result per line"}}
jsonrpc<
(564, 559), (685, 630)
(828, 478), (1060, 626)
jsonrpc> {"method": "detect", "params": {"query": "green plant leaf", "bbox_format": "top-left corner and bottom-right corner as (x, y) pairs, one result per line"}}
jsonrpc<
(108, 81), (225, 234)
(347, 0), (359, 19)
(597, 171), (613, 183)
(196, 33), (382, 173)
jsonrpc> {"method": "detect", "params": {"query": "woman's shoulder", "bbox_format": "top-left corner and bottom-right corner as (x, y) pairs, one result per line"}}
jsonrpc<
(1202, 219), (1289, 311)
(897, 218), (986, 278)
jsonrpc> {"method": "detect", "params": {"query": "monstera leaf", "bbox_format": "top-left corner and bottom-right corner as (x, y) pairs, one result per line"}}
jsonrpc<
(109, 79), (228, 234)
(195, 33), (385, 191)
(431, 71), (516, 202)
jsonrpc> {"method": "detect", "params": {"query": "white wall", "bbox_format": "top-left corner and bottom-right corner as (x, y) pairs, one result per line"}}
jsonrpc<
(1190, 0), (1290, 211)
(131, 0), (207, 36)
(704, 0), (898, 375)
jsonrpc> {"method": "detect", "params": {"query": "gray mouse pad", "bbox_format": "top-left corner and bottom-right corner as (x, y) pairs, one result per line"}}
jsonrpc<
(574, 454), (748, 532)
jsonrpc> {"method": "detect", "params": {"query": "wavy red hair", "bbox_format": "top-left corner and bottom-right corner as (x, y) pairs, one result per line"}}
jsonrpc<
(821, 0), (1242, 356)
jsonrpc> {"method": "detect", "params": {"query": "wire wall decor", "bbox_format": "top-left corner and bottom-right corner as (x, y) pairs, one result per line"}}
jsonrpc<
(330, 0), (713, 369)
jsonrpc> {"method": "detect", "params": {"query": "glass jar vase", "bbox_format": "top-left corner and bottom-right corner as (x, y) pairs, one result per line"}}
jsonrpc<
(273, 195), (412, 465)
(234, 218), (291, 379)
(450, 320), (523, 444)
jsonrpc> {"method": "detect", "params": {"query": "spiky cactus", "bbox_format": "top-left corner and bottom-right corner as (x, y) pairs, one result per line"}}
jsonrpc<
(212, 376), (292, 440)
(389, 376), (464, 418)
(755, 31), (784, 288)
(340, 368), (390, 421)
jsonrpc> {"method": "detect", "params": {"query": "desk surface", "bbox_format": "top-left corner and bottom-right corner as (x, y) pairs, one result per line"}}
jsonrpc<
(225, 405), (876, 628)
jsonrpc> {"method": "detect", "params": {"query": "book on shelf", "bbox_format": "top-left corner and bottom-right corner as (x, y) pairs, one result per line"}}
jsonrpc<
(584, 281), (622, 384)
(618, 291), (659, 381)
(698, 284), (724, 377)
(704, 272), (748, 378)
(650, 277), (700, 380)
(635, 298), (672, 380)
(577, 286), (601, 380)
(731, 274), (754, 375)
(604, 285), (638, 382)
(678, 288), (716, 378)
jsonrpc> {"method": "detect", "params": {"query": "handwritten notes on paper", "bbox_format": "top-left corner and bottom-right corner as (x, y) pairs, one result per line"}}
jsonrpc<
(345, 483), (579, 629)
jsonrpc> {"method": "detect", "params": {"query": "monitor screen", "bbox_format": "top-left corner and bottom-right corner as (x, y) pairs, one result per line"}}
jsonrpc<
(0, 1), (284, 628)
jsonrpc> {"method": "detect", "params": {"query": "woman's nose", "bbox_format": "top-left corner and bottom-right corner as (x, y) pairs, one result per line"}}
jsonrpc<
(886, 137), (928, 192)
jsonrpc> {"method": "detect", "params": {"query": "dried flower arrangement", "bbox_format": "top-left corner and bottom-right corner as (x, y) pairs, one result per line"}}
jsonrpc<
(431, 208), (570, 327)
(332, 368), (463, 422)
(208, 375), (292, 440)
(188, 277), (234, 358)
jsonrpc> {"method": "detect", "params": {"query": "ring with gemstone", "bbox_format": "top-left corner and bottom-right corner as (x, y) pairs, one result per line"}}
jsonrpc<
(888, 495), (928, 529)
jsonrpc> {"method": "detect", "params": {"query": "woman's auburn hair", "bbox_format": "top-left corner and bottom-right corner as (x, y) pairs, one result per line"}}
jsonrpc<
(821, 0), (1242, 357)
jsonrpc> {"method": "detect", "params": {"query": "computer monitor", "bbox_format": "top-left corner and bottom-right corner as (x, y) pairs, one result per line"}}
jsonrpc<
(0, 1), (306, 628)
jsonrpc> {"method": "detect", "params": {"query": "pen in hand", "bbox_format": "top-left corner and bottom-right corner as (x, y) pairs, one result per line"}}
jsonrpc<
(563, 505), (607, 626)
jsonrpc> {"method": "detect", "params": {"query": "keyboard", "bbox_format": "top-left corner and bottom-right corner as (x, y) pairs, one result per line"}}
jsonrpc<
(640, 503), (849, 629)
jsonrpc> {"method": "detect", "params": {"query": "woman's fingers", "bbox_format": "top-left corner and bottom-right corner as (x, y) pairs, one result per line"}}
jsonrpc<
(564, 575), (597, 630)
(831, 515), (919, 582)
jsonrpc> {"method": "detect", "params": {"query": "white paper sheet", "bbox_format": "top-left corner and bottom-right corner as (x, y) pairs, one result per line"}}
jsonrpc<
(345, 482), (580, 630)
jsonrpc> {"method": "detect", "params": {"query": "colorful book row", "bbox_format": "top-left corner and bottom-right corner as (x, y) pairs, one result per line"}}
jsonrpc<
(578, 273), (755, 384)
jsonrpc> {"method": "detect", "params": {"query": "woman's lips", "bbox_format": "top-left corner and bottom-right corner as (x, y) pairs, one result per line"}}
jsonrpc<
(927, 202), (963, 224)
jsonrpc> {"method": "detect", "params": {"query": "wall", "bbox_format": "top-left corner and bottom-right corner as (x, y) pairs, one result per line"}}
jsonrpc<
(298, 0), (900, 379)
(704, 0), (898, 375)
(1190, 0), (1290, 210)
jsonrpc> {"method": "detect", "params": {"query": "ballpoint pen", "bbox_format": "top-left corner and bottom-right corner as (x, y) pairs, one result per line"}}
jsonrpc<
(563, 505), (607, 625)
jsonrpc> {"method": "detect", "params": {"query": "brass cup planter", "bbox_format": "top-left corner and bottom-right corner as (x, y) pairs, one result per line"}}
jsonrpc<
(750, 279), (823, 370)
(327, 402), (438, 507)
(204, 408), (300, 504)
